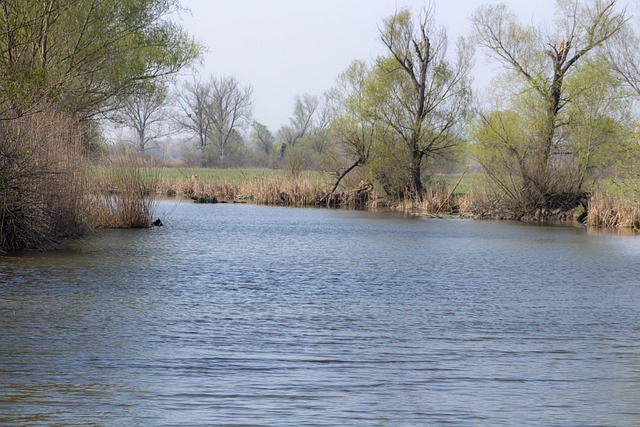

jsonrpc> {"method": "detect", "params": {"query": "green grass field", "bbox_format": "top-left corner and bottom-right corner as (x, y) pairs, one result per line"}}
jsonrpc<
(156, 167), (333, 184)
(428, 173), (475, 195)
(157, 167), (278, 183)
(91, 165), (331, 183)
(92, 163), (477, 194)
(157, 167), (476, 193)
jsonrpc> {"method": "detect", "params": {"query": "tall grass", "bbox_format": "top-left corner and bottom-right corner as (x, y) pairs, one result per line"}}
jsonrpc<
(393, 189), (473, 216)
(240, 176), (330, 206)
(86, 154), (159, 228)
(157, 172), (345, 207)
(0, 111), (160, 252)
(156, 170), (476, 211)
(586, 193), (640, 229)
(0, 110), (87, 252)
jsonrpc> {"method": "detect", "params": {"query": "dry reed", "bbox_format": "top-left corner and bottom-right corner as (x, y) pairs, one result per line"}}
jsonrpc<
(586, 193), (640, 229)
(393, 185), (471, 217)
(157, 174), (335, 207)
(0, 110), (87, 252)
(85, 155), (159, 228)
(240, 176), (330, 206)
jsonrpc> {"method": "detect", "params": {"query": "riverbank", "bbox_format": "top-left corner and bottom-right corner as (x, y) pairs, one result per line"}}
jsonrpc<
(151, 168), (640, 231)
(4, 159), (637, 254)
(154, 170), (474, 213)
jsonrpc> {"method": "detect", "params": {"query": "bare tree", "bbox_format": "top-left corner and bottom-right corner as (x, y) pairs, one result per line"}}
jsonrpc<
(174, 75), (214, 153)
(114, 82), (169, 153)
(606, 8), (640, 102)
(209, 75), (253, 168)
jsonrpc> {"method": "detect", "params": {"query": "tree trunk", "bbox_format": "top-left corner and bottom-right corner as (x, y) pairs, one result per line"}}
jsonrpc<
(410, 151), (424, 201)
(322, 159), (361, 207)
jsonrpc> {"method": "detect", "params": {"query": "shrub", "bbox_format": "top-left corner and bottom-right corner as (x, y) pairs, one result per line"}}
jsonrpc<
(0, 110), (87, 252)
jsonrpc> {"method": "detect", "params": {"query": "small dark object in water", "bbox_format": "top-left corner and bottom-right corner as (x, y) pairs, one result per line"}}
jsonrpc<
(152, 218), (163, 226)
(278, 192), (290, 205)
(191, 194), (218, 203)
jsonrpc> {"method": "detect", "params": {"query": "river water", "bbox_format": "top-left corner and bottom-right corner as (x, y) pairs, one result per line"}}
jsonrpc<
(1, 201), (640, 426)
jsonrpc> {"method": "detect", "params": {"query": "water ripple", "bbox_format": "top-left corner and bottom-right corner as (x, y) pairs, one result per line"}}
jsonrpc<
(1, 202), (640, 426)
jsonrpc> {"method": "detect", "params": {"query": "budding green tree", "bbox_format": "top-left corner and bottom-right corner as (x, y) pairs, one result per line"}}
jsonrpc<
(0, 0), (202, 119)
(326, 60), (391, 202)
(375, 7), (474, 200)
(471, 0), (627, 217)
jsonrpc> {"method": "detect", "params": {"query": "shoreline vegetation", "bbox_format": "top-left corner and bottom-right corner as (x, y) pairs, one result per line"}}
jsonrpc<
(146, 164), (640, 228)
(2, 147), (639, 254)
(3, 1), (640, 253)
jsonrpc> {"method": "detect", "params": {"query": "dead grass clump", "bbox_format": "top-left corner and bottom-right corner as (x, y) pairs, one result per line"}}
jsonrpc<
(195, 179), (238, 202)
(85, 154), (159, 228)
(456, 194), (475, 216)
(156, 174), (239, 202)
(324, 181), (378, 209)
(239, 176), (330, 206)
(158, 172), (380, 209)
(586, 193), (640, 229)
(393, 185), (468, 217)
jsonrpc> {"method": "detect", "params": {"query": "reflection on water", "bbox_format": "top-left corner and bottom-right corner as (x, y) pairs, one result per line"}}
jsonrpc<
(1, 201), (640, 426)
(585, 225), (639, 237)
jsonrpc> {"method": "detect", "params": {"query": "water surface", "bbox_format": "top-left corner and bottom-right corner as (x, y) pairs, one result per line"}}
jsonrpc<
(1, 201), (640, 426)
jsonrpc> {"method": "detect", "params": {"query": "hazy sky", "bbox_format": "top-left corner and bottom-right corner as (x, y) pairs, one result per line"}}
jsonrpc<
(176, 1), (556, 131)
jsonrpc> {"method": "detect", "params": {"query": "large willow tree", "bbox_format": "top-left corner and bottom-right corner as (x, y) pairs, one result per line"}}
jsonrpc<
(327, 7), (473, 202)
(0, 0), (201, 118)
(471, 0), (627, 218)
(376, 7), (474, 200)
(0, 0), (201, 251)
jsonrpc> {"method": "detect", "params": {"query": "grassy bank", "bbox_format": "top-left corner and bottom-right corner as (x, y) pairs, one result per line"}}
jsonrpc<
(148, 167), (475, 213)
(93, 165), (640, 232)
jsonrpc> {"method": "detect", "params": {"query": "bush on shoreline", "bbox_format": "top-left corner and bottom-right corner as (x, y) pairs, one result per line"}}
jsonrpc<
(0, 111), (88, 252)
(0, 113), (160, 253)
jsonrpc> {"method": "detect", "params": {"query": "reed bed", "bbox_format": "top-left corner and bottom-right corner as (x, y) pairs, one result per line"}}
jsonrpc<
(0, 110), (87, 252)
(154, 168), (640, 231)
(586, 193), (640, 229)
(0, 110), (165, 252)
(158, 174), (339, 207)
(158, 172), (476, 212)
(393, 187), (473, 217)
(85, 155), (159, 228)
(240, 176), (330, 206)
(157, 175), (238, 202)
